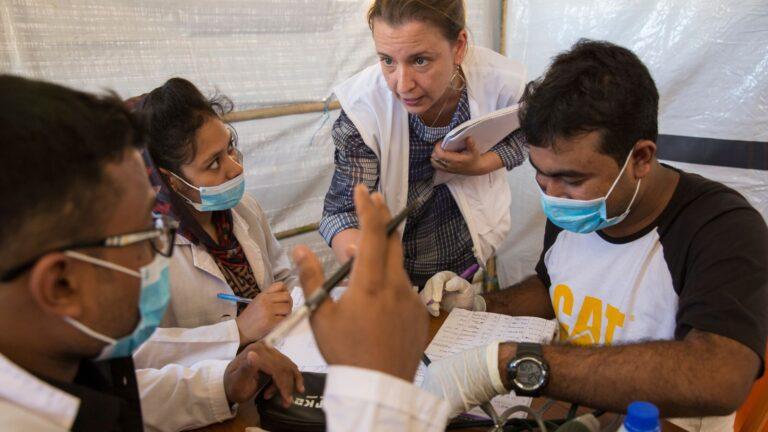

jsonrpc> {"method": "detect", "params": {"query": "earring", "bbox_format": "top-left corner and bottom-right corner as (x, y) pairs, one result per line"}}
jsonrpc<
(449, 64), (466, 92)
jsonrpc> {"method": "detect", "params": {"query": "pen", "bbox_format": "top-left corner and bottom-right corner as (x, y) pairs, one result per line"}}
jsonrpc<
(264, 194), (426, 347)
(216, 293), (253, 304)
(459, 263), (480, 281)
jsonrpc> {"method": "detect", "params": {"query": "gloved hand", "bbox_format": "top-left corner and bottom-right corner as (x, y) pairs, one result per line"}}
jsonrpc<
(421, 342), (508, 418)
(420, 270), (486, 317)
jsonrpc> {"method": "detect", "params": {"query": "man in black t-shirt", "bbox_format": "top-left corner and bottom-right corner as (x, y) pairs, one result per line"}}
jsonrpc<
(423, 40), (768, 430)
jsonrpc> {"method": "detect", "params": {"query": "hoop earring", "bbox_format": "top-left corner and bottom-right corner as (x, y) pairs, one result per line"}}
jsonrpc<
(449, 65), (466, 92)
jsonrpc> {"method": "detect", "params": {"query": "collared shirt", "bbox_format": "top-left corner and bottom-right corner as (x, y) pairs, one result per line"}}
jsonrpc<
(320, 88), (527, 286)
(324, 366), (450, 431)
(0, 352), (142, 431)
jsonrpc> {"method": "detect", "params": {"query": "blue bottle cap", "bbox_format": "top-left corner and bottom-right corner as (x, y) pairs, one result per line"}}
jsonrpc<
(624, 401), (660, 432)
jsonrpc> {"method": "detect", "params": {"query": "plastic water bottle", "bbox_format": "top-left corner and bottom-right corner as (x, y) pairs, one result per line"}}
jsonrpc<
(618, 401), (661, 432)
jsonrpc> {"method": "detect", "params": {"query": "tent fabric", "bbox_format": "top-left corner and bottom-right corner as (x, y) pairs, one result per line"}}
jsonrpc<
(499, 0), (768, 286)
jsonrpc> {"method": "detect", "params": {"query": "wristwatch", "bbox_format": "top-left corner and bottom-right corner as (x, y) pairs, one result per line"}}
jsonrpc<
(506, 342), (549, 397)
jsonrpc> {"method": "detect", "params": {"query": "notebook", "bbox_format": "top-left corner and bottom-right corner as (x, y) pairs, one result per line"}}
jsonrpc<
(414, 308), (558, 420)
(434, 104), (521, 185)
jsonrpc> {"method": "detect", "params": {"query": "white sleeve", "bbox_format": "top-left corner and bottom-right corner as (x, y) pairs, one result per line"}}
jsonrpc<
(134, 320), (240, 368)
(137, 360), (234, 432)
(323, 366), (450, 432)
(133, 321), (241, 432)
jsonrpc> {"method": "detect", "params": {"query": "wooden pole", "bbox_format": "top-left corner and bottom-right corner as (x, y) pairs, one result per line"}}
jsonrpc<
(499, 0), (508, 56)
(223, 100), (341, 123)
(274, 222), (320, 240)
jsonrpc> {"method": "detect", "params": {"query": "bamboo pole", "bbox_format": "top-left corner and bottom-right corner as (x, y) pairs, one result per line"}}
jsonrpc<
(223, 100), (341, 123)
(499, 0), (508, 56)
(274, 222), (320, 240)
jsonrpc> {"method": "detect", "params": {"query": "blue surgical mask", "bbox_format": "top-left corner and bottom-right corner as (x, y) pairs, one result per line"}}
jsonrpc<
(171, 172), (245, 211)
(63, 251), (170, 360)
(539, 152), (641, 234)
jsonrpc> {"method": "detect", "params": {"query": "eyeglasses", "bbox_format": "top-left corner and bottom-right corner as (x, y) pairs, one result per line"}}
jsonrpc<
(0, 215), (178, 282)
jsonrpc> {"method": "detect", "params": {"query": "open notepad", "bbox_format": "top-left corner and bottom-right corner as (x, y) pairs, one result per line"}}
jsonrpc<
(274, 289), (557, 421)
(434, 103), (521, 185)
(269, 287), (342, 373)
(414, 308), (558, 420)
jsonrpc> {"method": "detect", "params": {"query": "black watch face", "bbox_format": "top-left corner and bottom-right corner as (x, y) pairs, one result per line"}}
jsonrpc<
(516, 359), (543, 387)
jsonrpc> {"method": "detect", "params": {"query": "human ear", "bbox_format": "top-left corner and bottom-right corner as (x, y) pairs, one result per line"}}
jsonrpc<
(27, 252), (84, 319)
(453, 29), (468, 65)
(632, 140), (656, 179)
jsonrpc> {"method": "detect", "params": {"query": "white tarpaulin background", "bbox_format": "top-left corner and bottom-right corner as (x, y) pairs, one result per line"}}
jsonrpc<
(498, 0), (768, 287)
(0, 0), (502, 272)
(2, 0), (765, 287)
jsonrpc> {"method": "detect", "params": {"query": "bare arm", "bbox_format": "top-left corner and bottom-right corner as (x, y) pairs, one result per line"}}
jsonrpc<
(330, 228), (360, 264)
(498, 329), (760, 417)
(483, 275), (555, 319)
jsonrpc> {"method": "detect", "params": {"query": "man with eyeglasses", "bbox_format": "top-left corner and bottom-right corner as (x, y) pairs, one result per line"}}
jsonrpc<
(0, 75), (304, 431)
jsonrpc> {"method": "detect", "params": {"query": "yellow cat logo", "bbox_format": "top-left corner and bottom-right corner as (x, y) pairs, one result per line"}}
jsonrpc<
(552, 284), (626, 345)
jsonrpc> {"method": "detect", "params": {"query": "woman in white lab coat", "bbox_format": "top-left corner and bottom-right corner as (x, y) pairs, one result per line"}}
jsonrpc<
(128, 78), (297, 432)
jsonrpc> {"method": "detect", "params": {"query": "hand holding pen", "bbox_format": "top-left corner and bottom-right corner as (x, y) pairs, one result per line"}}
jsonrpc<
(286, 185), (430, 381)
(217, 282), (292, 346)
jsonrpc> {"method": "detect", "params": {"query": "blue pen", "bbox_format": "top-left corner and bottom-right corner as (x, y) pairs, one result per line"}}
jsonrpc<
(216, 293), (253, 304)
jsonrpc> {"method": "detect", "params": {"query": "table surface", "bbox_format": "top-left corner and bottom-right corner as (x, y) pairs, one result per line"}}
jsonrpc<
(191, 314), (685, 432)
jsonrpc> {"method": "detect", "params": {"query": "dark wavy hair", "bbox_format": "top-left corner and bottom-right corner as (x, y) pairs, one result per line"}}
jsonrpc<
(519, 39), (659, 165)
(134, 77), (235, 175)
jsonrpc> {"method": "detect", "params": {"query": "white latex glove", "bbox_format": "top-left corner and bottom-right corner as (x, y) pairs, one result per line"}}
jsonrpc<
(420, 271), (486, 317)
(421, 342), (508, 418)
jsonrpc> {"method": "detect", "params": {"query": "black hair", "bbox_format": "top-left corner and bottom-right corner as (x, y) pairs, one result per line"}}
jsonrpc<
(134, 77), (234, 176)
(519, 39), (659, 165)
(0, 74), (144, 276)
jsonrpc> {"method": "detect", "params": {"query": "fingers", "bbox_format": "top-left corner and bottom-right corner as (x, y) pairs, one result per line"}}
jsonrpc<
(351, 185), (390, 293)
(272, 362), (300, 408)
(294, 367), (305, 394)
(465, 136), (479, 155)
(430, 157), (449, 171)
(265, 281), (287, 293)
(383, 227), (411, 295)
(266, 290), (292, 304)
(445, 276), (471, 294)
(270, 302), (292, 316)
(293, 245), (324, 299)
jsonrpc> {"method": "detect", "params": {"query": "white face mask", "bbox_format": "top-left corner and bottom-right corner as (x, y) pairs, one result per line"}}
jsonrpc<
(62, 251), (170, 360)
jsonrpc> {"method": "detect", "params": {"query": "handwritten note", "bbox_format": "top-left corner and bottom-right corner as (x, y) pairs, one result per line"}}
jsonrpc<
(271, 287), (347, 373)
(415, 308), (558, 419)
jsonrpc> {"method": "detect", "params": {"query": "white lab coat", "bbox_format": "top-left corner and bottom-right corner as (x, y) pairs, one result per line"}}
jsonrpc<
(333, 46), (527, 265)
(0, 351), (451, 432)
(0, 353), (78, 432)
(134, 194), (298, 432)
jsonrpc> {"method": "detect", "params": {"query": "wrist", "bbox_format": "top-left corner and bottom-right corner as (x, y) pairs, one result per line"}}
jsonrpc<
(497, 342), (517, 390)
(477, 152), (503, 175)
(234, 318), (249, 347)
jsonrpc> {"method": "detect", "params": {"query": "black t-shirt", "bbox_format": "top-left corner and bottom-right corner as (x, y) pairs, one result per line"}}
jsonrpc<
(536, 167), (768, 368)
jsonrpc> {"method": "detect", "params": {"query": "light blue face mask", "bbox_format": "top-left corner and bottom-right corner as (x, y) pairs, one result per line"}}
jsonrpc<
(171, 172), (245, 212)
(63, 251), (170, 360)
(539, 152), (641, 234)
